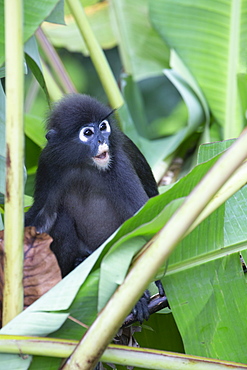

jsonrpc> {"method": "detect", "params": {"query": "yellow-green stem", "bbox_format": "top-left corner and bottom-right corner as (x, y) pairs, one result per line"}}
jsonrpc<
(3, 0), (24, 325)
(66, 0), (124, 110)
(0, 336), (246, 370)
(186, 160), (247, 235)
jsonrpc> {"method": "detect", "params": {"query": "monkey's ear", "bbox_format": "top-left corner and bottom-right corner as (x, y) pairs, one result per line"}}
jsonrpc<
(46, 129), (57, 142)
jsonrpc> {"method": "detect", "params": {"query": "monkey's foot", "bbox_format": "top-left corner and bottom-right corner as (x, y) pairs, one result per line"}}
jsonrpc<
(123, 293), (169, 327)
(131, 290), (151, 323)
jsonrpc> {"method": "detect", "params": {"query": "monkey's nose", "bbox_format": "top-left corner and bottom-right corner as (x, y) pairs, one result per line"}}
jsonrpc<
(98, 136), (104, 144)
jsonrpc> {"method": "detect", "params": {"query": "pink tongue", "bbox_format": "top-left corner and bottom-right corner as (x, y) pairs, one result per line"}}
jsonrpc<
(97, 152), (106, 159)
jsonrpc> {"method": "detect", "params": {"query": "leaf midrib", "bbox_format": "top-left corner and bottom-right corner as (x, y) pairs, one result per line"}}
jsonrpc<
(225, 0), (241, 139)
(166, 240), (247, 276)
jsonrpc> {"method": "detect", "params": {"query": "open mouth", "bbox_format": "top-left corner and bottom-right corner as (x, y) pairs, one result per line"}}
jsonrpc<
(93, 144), (110, 169)
(95, 151), (108, 160)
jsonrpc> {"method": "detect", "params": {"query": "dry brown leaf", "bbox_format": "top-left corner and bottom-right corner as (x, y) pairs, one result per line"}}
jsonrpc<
(0, 227), (62, 326)
(23, 226), (62, 308)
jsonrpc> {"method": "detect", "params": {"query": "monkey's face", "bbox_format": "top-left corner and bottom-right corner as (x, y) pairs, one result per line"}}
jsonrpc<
(78, 119), (112, 170)
(45, 94), (115, 170)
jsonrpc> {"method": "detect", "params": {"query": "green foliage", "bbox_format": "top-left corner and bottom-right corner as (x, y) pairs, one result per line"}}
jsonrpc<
(109, 0), (170, 80)
(0, 0), (64, 65)
(45, 1), (117, 54)
(150, 0), (247, 139)
(164, 141), (247, 363)
(1, 0), (247, 368)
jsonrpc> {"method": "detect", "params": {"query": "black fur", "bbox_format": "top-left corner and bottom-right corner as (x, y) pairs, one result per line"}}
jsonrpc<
(25, 94), (158, 280)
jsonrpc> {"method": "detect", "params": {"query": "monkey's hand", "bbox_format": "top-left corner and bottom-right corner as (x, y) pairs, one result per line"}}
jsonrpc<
(73, 244), (93, 269)
(131, 290), (151, 323)
(74, 254), (90, 268)
(33, 209), (57, 234)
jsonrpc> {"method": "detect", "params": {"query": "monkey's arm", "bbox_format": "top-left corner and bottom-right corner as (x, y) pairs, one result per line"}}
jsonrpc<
(25, 161), (61, 233)
(122, 135), (158, 197)
(25, 198), (58, 234)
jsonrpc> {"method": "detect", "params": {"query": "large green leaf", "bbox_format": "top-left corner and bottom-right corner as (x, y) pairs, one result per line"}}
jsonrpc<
(121, 73), (188, 141)
(24, 114), (46, 148)
(163, 141), (247, 363)
(165, 255), (247, 362)
(0, 245), (105, 368)
(45, 0), (65, 24)
(24, 36), (50, 101)
(150, 0), (247, 139)
(0, 0), (62, 66)
(110, 0), (170, 80)
(42, 2), (117, 54)
(98, 198), (185, 310)
(120, 69), (205, 171)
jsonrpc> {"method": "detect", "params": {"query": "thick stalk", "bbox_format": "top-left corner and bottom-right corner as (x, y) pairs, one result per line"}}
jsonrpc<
(3, 0), (24, 325)
(0, 336), (246, 370)
(66, 0), (124, 110)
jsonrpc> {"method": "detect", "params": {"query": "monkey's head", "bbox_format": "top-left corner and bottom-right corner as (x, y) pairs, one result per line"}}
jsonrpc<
(45, 94), (115, 170)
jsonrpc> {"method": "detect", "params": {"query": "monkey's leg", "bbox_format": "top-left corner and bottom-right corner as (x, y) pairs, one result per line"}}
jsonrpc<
(49, 212), (88, 277)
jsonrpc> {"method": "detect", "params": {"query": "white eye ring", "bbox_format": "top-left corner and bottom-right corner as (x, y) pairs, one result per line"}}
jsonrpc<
(99, 120), (111, 133)
(79, 127), (95, 142)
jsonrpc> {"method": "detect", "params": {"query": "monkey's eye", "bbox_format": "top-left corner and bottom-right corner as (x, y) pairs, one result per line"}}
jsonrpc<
(84, 128), (94, 137)
(99, 120), (110, 132)
(79, 127), (95, 142)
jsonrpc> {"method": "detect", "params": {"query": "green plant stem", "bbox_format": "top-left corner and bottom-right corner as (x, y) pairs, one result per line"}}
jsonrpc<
(3, 0), (24, 326)
(0, 335), (77, 358)
(66, 0), (124, 110)
(0, 336), (246, 370)
(61, 130), (247, 370)
(186, 160), (247, 235)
